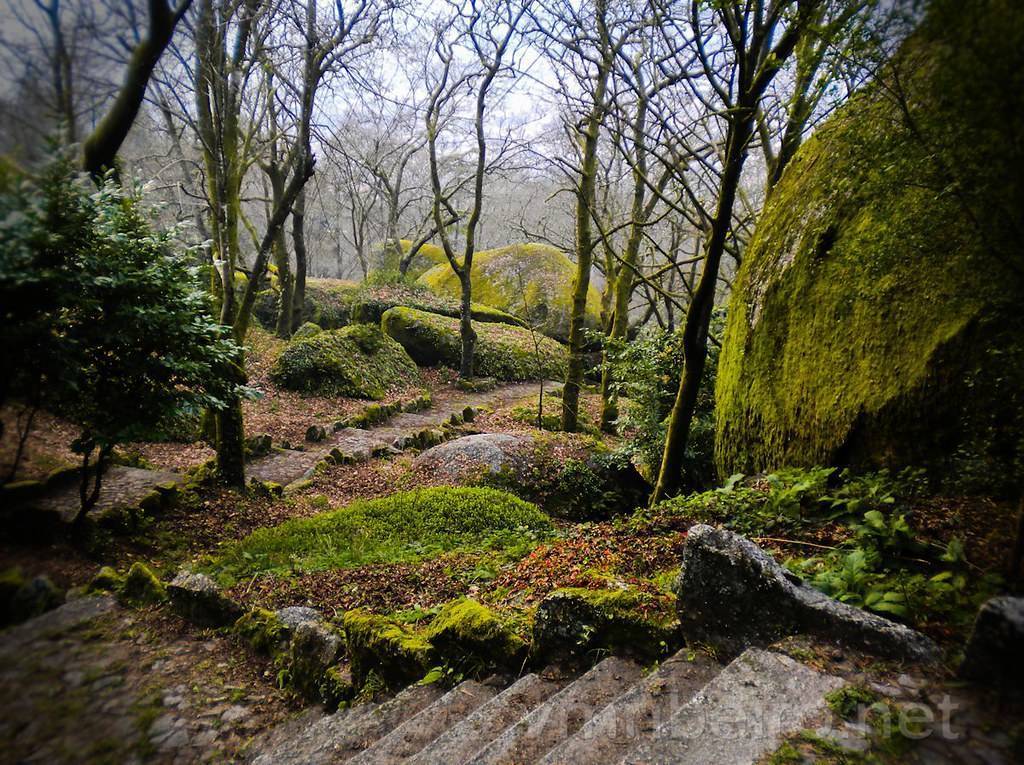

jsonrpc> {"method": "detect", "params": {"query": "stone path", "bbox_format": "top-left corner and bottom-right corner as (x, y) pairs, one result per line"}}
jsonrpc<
(0, 596), (293, 764)
(12, 382), (546, 526)
(247, 382), (545, 488)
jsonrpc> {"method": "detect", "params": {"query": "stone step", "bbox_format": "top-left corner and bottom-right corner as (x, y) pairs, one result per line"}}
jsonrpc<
(250, 684), (444, 765)
(620, 648), (844, 765)
(539, 650), (720, 765)
(406, 673), (565, 765)
(347, 679), (501, 765)
(469, 656), (644, 765)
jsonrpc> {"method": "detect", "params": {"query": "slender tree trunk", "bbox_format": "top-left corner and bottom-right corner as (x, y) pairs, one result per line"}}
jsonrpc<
(291, 189), (307, 332)
(458, 270), (477, 378)
(82, 0), (193, 176)
(562, 90), (608, 430)
(651, 115), (753, 503)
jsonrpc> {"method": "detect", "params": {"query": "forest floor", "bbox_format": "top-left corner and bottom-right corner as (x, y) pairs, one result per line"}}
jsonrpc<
(1, 332), (1021, 763)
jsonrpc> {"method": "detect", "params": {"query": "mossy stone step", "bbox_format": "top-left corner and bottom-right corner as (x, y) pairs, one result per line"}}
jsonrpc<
(539, 649), (720, 765)
(469, 656), (643, 765)
(250, 684), (444, 765)
(621, 649), (843, 765)
(348, 679), (501, 765)
(406, 673), (565, 765)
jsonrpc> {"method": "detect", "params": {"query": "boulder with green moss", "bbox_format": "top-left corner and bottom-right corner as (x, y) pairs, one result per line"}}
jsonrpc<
(715, 0), (1024, 490)
(425, 598), (526, 670)
(342, 609), (434, 688)
(532, 587), (677, 662)
(271, 324), (420, 399)
(381, 307), (568, 381)
(287, 620), (347, 704)
(121, 562), (167, 605)
(0, 569), (64, 627)
(234, 608), (291, 656)
(417, 243), (602, 342)
(291, 321), (322, 341)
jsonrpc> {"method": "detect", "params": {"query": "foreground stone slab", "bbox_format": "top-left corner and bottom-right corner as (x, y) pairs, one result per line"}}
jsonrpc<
(674, 525), (938, 662)
(622, 649), (843, 765)
(167, 571), (242, 627)
(959, 596), (1024, 688)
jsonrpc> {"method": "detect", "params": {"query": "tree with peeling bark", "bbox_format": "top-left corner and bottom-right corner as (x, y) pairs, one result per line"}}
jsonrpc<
(425, 0), (527, 379)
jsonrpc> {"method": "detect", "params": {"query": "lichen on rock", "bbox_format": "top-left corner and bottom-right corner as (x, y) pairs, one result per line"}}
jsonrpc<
(531, 587), (677, 662)
(416, 242), (602, 342)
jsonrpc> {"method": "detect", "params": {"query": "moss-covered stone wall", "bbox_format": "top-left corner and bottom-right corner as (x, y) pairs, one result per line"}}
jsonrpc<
(416, 243), (602, 342)
(715, 0), (1024, 491)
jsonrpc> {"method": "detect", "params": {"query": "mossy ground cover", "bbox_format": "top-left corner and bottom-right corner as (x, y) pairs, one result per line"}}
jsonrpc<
(203, 487), (554, 585)
(382, 306), (568, 380)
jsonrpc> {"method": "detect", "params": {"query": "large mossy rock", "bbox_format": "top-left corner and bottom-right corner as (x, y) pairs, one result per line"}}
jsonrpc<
(381, 306), (568, 381)
(255, 278), (522, 332)
(715, 0), (1024, 489)
(270, 324), (420, 399)
(416, 243), (602, 342)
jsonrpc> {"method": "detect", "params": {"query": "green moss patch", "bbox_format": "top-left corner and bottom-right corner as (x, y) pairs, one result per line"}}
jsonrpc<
(234, 608), (289, 656)
(424, 598), (526, 671)
(382, 306), (568, 381)
(205, 487), (553, 582)
(416, 243), (602, 341)
(121, 563), (167, 605)
(270, 324), (420, 399)
(343, 609), (434, 688)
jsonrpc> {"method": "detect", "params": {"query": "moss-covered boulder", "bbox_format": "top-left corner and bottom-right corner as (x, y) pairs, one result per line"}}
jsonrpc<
(291, 321), (322, 341)
(121, 562), (167, 605)
(381, 307), (568, 381)
(256, 278), (523, 333)
(532, 587), (677, 662)
(425, 598), (526, 670)
(342, 609), (434, 688)
(417, 243), (602, 342)
(715, 0), (1024, 490)
(271, 324), (420, 399)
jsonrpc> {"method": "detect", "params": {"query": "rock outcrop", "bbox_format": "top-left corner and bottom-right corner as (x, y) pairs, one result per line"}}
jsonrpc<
(959, 596), (1024, 689)
(413, 433), (534, 482)
(674, 525), (938, 663)
(714, 0), (1024, 490)
(417, 243), (602, 342)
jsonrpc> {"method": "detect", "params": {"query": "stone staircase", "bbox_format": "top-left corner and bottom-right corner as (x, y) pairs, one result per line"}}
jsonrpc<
(249, 648), (845, 765)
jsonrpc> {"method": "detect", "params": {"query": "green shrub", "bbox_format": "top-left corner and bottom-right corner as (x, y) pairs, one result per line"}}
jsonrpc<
(270, 324), (420, 399)
(206, 487), (553, 581)
(382, 307), (568, 381)
(603, 314), (722, 489)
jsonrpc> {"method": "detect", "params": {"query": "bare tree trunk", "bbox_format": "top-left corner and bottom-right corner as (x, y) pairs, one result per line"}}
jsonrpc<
(651, 116), (752, 503)
(562, 39), (612, 432)
(458, 270), (477, 377)
(291, 188), (308, 332)
(82, 0), (193, 176)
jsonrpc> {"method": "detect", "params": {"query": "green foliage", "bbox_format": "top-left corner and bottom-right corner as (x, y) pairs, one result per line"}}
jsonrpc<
(270, 324), (420, 399)
(603, 315), (722, 490)
(381, 307), (568, 381)
(0, 158), (245, 493)
(715, 0), (1024, 490)
(826, 685), (881, 720)
(206, 487), (553, 581)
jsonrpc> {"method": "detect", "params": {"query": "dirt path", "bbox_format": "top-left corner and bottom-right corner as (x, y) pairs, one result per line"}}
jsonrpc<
(0, 596), (295, 764)
(246, 381), (545, 487)
(12, 382), (546, 529)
